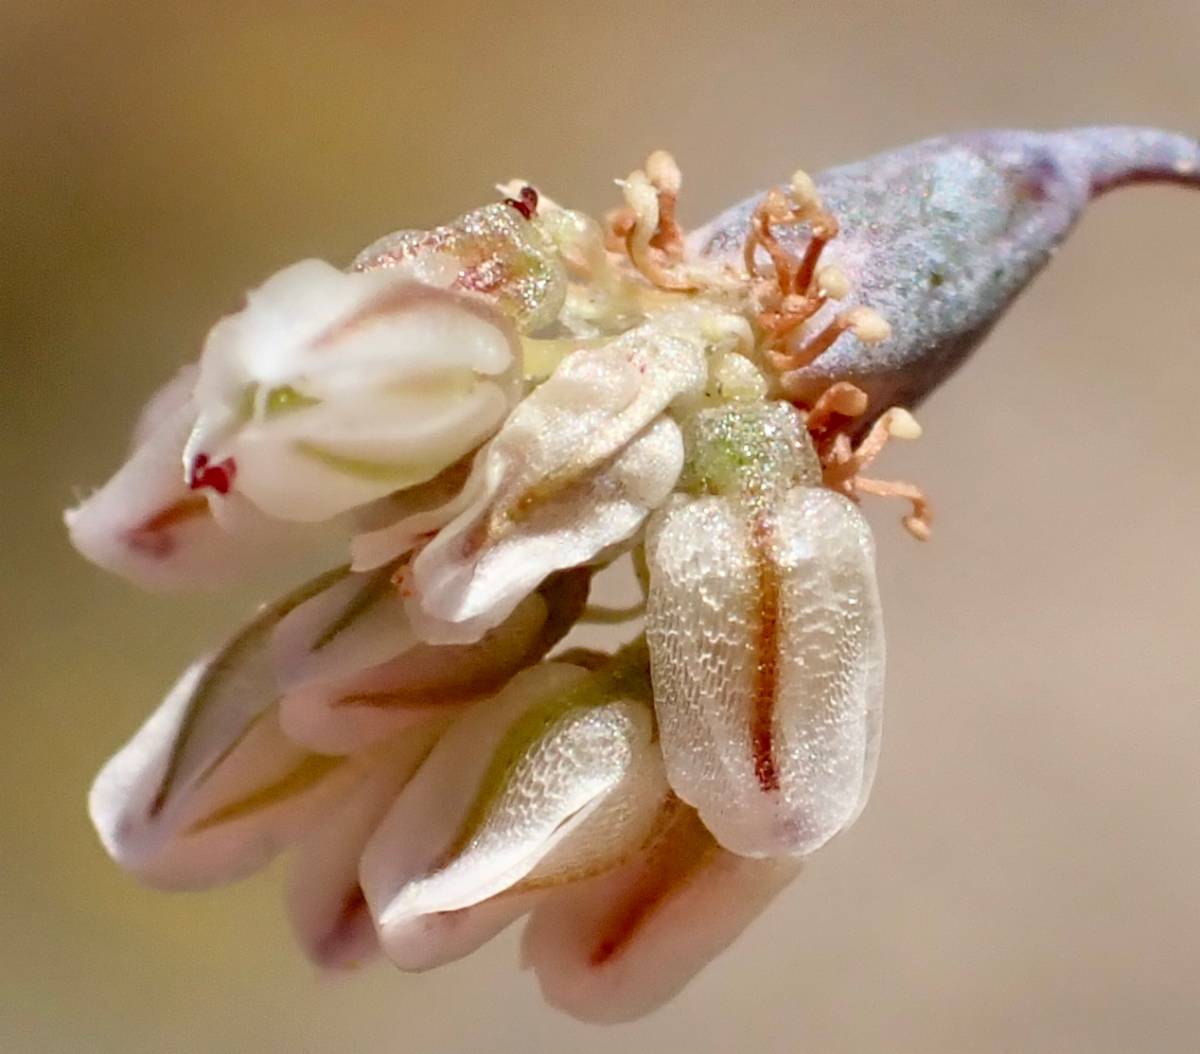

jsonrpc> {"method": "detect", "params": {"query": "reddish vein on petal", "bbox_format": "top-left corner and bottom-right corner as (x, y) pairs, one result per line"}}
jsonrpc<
(123, 496), (211, 557)
(589, 805), (716, 967)
(749, 512), (782, 793)
(314, 885), (371, 968)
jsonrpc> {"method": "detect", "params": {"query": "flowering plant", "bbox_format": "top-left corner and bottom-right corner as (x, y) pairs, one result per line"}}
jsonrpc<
(69, 127), (1198, 1022)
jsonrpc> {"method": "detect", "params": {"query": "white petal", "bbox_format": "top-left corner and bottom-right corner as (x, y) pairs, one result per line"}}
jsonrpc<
(89, 680), (348, 890)
(645, 486), (884, 858)
(229, 384), (510, 523)
(285, 725), (446, 971)
(270, 565), (416, 692)
(360, 654), (661, 972)
(359, 664), (586, 970)
(404, 307), (709, 639)
(278, 588), (555, 755)
(522, 805), (802, 1024)
(349, 455), (484, 572)
(410, 415), (684, 643)
(128, 365), (197, 450)
(88, 569), (357, 889)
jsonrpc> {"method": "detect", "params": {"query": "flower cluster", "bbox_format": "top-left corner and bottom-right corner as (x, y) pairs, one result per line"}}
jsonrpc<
(70, 126), (1199, 1022)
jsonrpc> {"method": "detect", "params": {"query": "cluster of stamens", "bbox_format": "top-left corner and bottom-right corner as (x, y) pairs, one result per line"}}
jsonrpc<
(603, 151), (692, 290)
(600, 153), (932, 541)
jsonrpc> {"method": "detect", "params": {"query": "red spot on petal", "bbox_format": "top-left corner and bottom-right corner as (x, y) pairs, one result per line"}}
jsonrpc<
(503, 185), (539, 220)
(187, 453), (237, 496)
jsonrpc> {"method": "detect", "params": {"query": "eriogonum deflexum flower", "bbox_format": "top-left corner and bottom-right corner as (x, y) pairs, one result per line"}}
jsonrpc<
(71, 127), (1199, 1022)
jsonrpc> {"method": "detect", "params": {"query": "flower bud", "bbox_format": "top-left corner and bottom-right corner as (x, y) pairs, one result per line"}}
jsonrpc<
(279, 569), (591, 755)
(360, 647), (670, 972)
(65, 367), (317, 589)
(645, 403), (884, 857)
(88, 568), (365, 889)
(285, 728), (448, 971)
(523, 802), (801, 1023)
(270, 563), (417, 693)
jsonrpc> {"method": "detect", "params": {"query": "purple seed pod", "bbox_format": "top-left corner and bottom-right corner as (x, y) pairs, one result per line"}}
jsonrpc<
(694, 127), (1200, 413)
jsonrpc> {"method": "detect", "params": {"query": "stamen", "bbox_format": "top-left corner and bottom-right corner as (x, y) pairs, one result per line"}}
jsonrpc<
(855, 478), (932, 541)
(770, 306), (892, 375)
(603, 156), (697, 291)
(788, 169), (820, 210)
(758, 294), (824, 342)
(803, 381), (871, 442)
(743, 189), (795, 286)
(815, 265), (850, 301)
(644, 150), (685, 260)
(844, 305), (892, 345)
(790, 213), (838, 296)
(817, 405), (932, 541)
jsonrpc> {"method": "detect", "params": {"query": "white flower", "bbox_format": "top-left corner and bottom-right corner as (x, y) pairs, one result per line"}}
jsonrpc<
(360, 652), (666, 970)
(185, 260), (522, 522)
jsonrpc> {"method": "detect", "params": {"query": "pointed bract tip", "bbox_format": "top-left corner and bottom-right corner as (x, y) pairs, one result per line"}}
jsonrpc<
(1044, 126), (1200, 198)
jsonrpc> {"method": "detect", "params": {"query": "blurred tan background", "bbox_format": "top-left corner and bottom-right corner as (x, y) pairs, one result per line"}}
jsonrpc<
(3, 0), (1199, 1051)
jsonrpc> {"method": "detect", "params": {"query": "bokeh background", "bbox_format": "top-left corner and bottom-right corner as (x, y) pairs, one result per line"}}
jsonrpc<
(3, 1), (1199, 1051)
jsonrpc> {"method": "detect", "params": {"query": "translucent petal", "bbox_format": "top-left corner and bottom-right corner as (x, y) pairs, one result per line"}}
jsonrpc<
(645, 487), (884, 857)
(410, 415), (684, 644)
(522, 804), (801, 1023)
(88, 569), (356, 889)
(405, 306), (709, 639)
(352, 202), (569, 334)
(360, 653), (662, 972)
